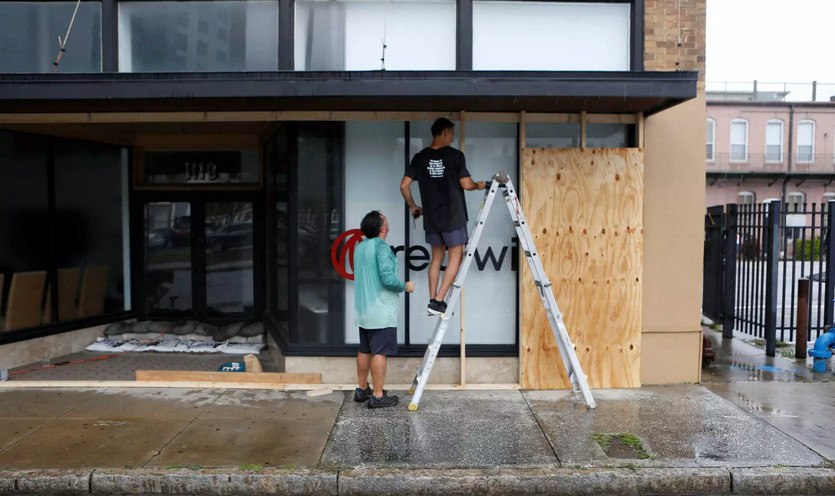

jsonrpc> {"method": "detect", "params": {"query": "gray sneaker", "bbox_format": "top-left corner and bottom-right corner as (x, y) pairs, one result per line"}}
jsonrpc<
(353, 386), (372, 402)
(367, 391), (399, 409)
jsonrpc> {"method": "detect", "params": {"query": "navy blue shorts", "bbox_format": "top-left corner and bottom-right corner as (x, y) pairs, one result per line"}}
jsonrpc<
(358, 327), (398, 356)
(426, 226), (468, 247)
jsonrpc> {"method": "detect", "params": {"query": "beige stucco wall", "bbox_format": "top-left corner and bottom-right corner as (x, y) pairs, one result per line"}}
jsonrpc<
(641, 91), (707, 384)
(285, 356), (519, 385)
(0, 324), (105, 371)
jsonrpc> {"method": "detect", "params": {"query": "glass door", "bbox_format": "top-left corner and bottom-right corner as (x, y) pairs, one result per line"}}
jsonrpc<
(205, 201), (255, 317)
(144, 201), (193, 316)
(141, 197), (261, 321)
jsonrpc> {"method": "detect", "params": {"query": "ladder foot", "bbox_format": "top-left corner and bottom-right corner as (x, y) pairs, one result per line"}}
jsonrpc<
(408, 387), (415, 395)
(408, 403), (419, 412)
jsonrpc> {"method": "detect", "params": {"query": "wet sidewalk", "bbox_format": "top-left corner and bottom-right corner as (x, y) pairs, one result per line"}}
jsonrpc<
(0, 329), (833, 494)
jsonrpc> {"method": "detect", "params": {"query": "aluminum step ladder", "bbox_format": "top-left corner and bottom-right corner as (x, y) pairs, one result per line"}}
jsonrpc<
(407, 171), (597, 411)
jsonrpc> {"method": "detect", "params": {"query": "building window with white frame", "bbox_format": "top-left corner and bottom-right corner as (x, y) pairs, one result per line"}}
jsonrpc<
(765, 120), (783, 163)
(738, 191), (755, 205)
(822, 192), (835, 204)
(797, 120), (815, 163)
(706, 118), (715, 161)
(730, 119), (748, 162)
(787, 191), (805, 213)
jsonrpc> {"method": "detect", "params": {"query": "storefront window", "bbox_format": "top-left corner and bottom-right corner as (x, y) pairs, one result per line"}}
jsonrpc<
(294, 123), (345, 344)
(119, 1), (278, 72)
(587, 124), (632, 148)
(295, 0), (455, 71)
(526, 123), (581, 148)
(54, 141), (129, 321)
(0, 132), (50, 331)
(342, 121), (407, 344)
(0, 131), (128, 334)
(473, 1), (629, 71)
(460, 122), (517, 345)
(0, 1), (102, 73)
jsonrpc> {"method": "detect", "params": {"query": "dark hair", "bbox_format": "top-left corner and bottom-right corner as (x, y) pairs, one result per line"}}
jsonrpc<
(431, 118), (455, 137)
(360, 210), (384, 238)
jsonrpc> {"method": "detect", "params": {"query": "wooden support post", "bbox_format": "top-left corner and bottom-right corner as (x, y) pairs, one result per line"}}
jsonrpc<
(460, 109), (467, 386)
(580, 111), (587, 149)
(638, 112), (645, 149)
(517, 110), (526, 385)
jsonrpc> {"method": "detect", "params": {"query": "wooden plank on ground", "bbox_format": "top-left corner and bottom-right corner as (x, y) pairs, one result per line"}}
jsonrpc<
(135, 370), (321, 384)
(520, 147), (643, 390)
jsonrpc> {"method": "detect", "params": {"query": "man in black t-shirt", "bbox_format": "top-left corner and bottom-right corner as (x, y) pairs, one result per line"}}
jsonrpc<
(400, 118), (486, 316)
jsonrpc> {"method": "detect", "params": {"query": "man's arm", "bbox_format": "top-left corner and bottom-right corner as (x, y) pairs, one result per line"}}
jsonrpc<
(400, 176), (423, 217)
(459, 176), (487, 191)
(376, 242), (407, 293)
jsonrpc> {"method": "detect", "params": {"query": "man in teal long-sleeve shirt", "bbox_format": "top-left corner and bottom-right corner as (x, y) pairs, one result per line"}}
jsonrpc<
(353, 211), (415, 409)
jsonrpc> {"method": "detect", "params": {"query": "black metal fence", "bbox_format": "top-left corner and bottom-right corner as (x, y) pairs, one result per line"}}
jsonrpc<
(703, 201), (835, 356)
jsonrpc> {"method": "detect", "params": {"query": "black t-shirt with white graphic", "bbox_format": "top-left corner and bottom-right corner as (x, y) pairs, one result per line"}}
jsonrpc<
(405, 146), (471, 233)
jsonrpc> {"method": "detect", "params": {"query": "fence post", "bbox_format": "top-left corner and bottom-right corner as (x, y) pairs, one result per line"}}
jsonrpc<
(796, 278), (809, 359)
(824, 202), (835, 328)
(722, 204), (738, 338)
(764, 200), (781, 357)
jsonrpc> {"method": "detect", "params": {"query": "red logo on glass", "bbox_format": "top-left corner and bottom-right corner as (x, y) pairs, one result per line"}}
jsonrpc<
(330, 229), (364, 281)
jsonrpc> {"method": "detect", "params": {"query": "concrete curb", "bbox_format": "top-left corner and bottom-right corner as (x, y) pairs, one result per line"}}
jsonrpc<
(0, 470), (89, 495)
(340, 468), (731, 496)
(1, 466), (833, 495)
(90, 469), (337, 495)
(730, 467), (835, 495)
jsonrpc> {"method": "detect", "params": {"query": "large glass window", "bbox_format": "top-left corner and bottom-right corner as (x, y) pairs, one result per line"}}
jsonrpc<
(295, 0), (455, 71)
(0, 133), (50, 331)
(119, 1), (278, 72)
(294, 123), (345, 344)
(459, 122), (517, 345)
(343, 121), (407, 344)
(730, 119), (748, 162)
(765, 120), (783, 163)
(473, 1), (629, 71)
(706, 118), (715, 161)
(587, 124), (631, 148)
(0, 1), (101, 73)
(797, 120), (815, 163)
(0, 131), (128, 334)
(525, 123), (581, 148)
(54, 141), (128, 320)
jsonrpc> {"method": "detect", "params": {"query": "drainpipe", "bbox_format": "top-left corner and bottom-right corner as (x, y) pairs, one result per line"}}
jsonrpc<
(784, 105), (795, 202)
(809, 327), (835, 373)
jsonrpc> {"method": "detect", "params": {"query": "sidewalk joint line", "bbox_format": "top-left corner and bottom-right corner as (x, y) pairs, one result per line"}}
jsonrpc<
(140, 387), (229, 468)
(318, 391), (348, 468)
(520, 390), (562, 467)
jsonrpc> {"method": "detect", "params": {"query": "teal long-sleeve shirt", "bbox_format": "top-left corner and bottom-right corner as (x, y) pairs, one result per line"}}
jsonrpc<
(354, 237), (406, 329)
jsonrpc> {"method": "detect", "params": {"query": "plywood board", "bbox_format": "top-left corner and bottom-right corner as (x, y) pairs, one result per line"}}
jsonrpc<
(5, 271), (47, 331)
(135, 370), (322, 384)
(520, 148), (643, 389)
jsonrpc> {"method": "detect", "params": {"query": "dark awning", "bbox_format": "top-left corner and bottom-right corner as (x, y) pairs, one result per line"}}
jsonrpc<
(0, 70), (697, 115)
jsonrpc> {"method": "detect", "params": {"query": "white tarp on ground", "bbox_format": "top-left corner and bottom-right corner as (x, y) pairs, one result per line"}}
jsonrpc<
(86, 337), (263, 355)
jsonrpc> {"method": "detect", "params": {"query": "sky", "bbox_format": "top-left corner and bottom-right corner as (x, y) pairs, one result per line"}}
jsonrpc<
(706, 0), (835, 84)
